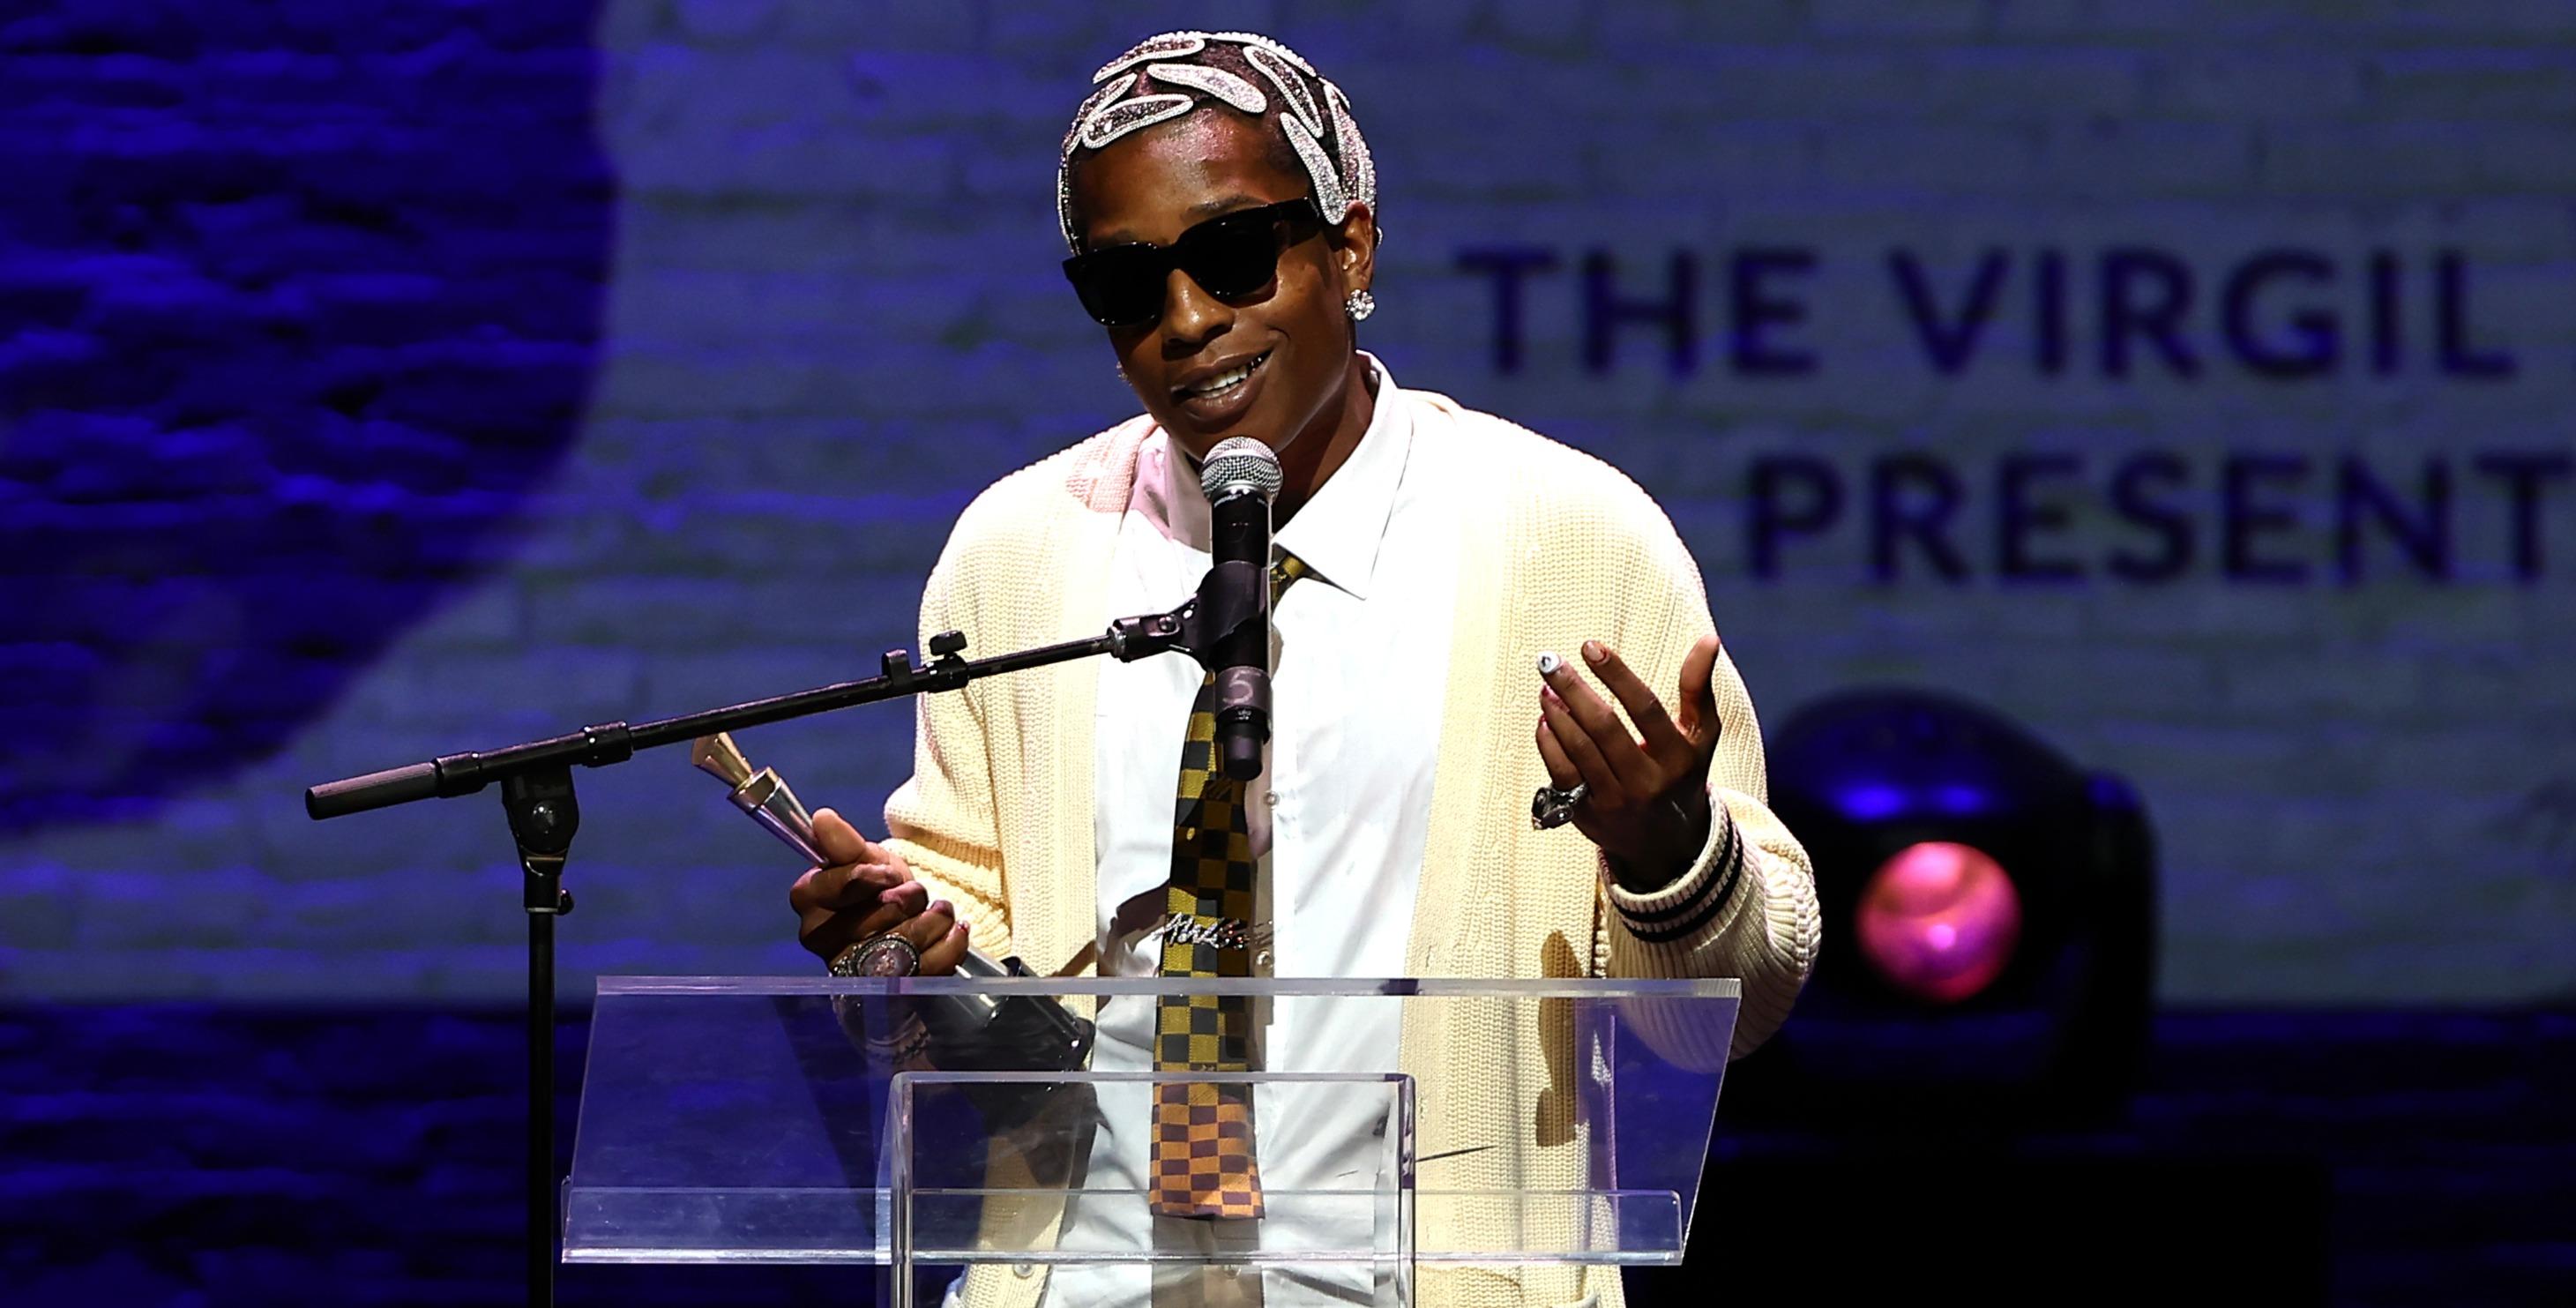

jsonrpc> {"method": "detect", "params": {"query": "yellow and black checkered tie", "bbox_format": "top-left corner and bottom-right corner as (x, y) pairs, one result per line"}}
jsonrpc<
(1150, 553), (1305, 1221)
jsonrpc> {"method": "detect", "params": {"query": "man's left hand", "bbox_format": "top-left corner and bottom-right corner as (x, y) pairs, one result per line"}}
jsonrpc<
(1534, 635), (1725, 892)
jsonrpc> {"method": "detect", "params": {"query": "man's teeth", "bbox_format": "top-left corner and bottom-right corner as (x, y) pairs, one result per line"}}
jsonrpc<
(1184, 354), (1265, 398)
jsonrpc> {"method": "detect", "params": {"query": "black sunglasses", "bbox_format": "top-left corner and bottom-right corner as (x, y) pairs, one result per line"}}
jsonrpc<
(1062, 198), (1326, 328)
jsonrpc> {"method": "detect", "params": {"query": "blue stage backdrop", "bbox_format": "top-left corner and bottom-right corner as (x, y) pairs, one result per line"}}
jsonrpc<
(1, 1), (2571, 1008)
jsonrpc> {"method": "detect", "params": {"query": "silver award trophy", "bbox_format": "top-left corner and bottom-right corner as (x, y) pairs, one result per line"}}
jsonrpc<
(690, 732), (842, 872)
(689, 732), (1092, 1082)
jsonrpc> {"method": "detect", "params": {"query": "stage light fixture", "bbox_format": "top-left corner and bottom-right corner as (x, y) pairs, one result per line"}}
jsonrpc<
(1855, 840), (2024, 1005)
(1743, 689), (2157, 1122)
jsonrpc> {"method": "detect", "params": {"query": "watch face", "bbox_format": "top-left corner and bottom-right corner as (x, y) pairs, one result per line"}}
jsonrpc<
(854, 936), (919, 977)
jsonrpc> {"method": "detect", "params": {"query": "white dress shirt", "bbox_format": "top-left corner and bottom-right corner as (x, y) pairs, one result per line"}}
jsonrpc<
(1051, 356), (1463, 1306)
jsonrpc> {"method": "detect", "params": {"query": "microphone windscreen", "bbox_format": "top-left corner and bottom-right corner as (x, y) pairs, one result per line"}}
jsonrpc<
(1200, 437), (1283, 502)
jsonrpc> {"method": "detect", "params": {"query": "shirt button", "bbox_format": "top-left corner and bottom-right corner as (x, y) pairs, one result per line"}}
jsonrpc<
(1015, 1263), (1035, 1278)
(1263, 791), (1279, 806)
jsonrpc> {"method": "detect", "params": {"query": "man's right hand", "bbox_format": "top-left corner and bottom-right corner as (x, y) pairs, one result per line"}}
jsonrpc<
(789, 808), (972, 975)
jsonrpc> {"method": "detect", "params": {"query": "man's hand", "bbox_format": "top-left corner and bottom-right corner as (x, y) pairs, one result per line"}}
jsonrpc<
(788, 807), (973, 975)
(1534, 635), (1725, 892)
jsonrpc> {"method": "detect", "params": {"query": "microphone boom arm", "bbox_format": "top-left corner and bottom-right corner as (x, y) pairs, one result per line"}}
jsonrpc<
(298, 577), (1243, 1308)
(309, 591), (1239, 821)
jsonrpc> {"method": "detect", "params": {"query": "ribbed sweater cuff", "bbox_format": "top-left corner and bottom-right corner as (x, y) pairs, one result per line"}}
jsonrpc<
(1602, 799), (1746, 948)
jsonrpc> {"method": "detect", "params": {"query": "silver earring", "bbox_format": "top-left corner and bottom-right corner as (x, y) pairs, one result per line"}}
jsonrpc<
(1344, 288), (1376, 322)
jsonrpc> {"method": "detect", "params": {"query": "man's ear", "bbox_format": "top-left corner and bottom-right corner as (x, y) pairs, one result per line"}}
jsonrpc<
(1334, 201), (1378, 294)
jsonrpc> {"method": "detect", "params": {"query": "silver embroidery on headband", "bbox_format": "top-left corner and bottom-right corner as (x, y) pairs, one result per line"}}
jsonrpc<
(1078, 92), (1194, 152)
(1243, 44), (1322, 134)
(1146, 63), (1266, 115)
(1057, 167), (1081, 250)
(1281, 114), (1348, 223)
(1061, 74), (1135, 160)
(1058, 31), (1369, 251)
(1093, 32), (1205, 83)
(1324, 80), (1377, 213)
(1206, 30), (1315, 75)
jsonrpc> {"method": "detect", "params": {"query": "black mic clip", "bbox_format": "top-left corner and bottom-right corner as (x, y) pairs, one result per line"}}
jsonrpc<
(1106, 558), (1271, 780)
(1105, 557), (1267, 671)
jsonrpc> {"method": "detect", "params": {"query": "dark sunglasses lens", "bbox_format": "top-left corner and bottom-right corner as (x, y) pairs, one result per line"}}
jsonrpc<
(1070, 248), (1166, 326)
(1064, 203), (1304, 326)
(1178, 212), (1285, 298)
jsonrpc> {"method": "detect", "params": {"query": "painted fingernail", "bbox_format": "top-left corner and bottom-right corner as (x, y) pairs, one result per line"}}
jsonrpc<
(1536, 651), (1562, 676)
(1583, 640), (1606, 663)
(928, 899), (952, 917)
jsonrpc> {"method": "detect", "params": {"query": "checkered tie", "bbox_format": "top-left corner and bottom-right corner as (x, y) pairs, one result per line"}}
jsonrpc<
(1150, 553), (1305, 1222)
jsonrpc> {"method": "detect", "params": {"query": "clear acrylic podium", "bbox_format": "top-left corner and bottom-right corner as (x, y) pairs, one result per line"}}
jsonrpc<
(564, 975), (1738, 1306)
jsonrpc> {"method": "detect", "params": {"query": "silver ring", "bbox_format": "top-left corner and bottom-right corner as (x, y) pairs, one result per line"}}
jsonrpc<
(829, 931), (922, 978)
(1530, 781), (1589, 830)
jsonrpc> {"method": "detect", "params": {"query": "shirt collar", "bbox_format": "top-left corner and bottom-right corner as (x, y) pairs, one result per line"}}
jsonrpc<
(1137, 352), (1412, 602)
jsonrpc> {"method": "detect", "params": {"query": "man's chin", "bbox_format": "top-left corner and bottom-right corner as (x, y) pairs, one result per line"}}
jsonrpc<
(1152, 392), (1314, 466)
(1158, 415), (1256, 464)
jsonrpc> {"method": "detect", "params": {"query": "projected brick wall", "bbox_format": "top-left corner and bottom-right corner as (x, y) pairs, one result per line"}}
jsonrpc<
(1, 1), (2568, 1003)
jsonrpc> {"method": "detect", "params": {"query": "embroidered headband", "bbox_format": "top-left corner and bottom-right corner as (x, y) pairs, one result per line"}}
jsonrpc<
(1057, 29), (1378, 254)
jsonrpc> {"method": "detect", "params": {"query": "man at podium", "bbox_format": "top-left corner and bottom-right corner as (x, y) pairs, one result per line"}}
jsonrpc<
(788, 30), (1818, 1308)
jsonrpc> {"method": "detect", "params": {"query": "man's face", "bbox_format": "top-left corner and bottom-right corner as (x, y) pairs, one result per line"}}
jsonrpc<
(1069, 110), (1372, 463)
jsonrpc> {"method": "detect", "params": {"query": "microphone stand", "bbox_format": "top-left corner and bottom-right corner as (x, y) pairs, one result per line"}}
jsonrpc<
(302, 573), (1252, 1308)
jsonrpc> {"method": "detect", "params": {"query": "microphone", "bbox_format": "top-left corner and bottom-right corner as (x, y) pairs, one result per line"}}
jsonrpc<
(1198, 437), (1282, 781)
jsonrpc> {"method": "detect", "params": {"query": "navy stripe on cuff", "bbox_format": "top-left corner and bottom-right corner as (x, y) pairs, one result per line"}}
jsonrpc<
(1623, 826), (1745, 945)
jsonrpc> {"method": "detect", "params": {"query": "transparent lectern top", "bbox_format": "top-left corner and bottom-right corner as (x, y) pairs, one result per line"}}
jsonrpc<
(564, 975), (1738, 1279)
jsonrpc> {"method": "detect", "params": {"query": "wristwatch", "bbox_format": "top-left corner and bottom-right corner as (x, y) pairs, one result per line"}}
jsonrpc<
(829, 932), (922, 978)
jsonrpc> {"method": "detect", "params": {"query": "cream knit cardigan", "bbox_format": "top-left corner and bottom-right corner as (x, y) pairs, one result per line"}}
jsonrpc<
(884, 385), (1818, 1308)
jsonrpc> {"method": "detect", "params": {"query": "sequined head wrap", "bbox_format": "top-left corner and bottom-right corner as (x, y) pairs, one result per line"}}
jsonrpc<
(1057, 30), (1378, 254)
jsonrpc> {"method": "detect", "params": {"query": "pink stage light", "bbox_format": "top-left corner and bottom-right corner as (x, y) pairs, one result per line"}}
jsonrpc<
(1855, 841), (2023, 1004)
